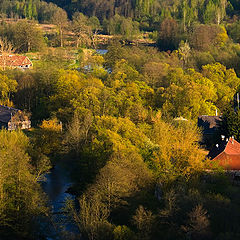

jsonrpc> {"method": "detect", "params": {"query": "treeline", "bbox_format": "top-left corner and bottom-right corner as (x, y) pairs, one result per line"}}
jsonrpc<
(3, 0), (240, 52)
(3, 12), (240, 57)
(0, 0), (62, 22)
(45, 0), (233, 22)
(0, 0), (238, 32)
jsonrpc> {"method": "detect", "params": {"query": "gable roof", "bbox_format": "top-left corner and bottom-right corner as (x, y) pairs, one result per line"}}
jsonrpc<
(0, 55), (32, 67)
(0, 105), (19, 123)
(208, 137), (240, 170)
(198, 115), (222, 135)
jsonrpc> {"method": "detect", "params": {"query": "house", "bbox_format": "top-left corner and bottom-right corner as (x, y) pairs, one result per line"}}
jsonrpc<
(208, 137), (240, 170)
(0, 55), (33, 70)
(0, 105), (31, 130)
(198, 115), (222, 147)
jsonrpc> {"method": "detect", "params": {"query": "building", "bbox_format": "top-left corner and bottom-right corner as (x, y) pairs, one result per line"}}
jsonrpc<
(0, 55), (33, 70)
(0, 105), (31, 130)
(198, 115), (222, 147)
(208, 137), (240, 170)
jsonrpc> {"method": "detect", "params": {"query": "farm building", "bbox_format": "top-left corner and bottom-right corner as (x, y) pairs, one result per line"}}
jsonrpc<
(208, 137), (240, 170)
(0, 55), (32, 70)
(198, 115), (222, 147)
(0, 105), (31, 130)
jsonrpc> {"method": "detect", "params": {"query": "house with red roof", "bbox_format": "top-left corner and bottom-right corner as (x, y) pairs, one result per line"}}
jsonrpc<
(208, 137), (240, 170)
(0, 55), (33, 70)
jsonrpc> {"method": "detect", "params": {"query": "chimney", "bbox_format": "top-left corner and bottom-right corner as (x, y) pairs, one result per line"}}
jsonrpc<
(232, 136), (234, 144)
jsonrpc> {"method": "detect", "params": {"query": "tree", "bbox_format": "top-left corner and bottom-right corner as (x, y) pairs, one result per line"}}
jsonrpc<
(51, 8), (68, 47)
(227, 21), (240, 43)
(113, 225), (135, 240)
(66, 194), (113, 240)
(157, 18), (180, 51)
(143, 62), (169, 88)
(183, 205), (210, 240)
(0, 130), (48, 238)
(133, 206), (155, 240)
(0, 37), (15, 70)
(189, 24), (228, 51)
(160, 68), (217, 119)
(13, 20), (45, 52)
(150, 115), (207, 183)
(105, 15), (139, 39)
(178, 41), (191, 67)
(202, 63), (240, 110)
(0, 73), (17, 106)
(65, 110), (93, 156)
(14, 73), (36, 111)
(72, 12), (91, 48)
(88, 16), (101, 49)
(219, 106), (240, 142)
(37, 118), (62, 156)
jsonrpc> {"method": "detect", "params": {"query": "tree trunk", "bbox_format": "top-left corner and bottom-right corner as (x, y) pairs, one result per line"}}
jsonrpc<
(28, 41), (31, 52)
(60, 27), (63, 47)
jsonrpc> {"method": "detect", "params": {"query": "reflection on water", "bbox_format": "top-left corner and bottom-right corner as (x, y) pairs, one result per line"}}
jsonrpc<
(43, 164), (73, 212)
(96, 49), (108, 55)
(41, 160), (80, 239)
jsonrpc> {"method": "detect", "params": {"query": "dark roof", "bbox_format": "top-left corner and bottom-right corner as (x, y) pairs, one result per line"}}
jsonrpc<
(208, 137), (240, 170)
(207, 140), (228, 159)
(198, 115), (222, 135)
(0, 105), (18, 123)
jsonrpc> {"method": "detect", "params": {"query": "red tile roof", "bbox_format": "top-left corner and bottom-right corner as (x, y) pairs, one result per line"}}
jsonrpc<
(0, 55), (32, 67)
(209, 137), (240, 170)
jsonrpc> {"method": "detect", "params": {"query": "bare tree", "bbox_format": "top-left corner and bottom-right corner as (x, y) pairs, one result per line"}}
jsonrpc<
(72, 13), (100, 49)
(72, 12), (91, 48)
(0, 38), (15, 70)
(51, 9), (68, 47)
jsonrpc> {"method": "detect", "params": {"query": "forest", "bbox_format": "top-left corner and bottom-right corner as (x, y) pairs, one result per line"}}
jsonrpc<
(1, 0), (240, 240)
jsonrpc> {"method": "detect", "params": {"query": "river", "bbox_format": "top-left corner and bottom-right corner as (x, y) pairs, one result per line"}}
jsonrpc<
(41, 159), (80, 240)
(41, 48), (108, 240)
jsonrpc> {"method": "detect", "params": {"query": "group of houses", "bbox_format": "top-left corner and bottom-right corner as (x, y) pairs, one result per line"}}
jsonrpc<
(0, 54), (240, 173)
(0, 55), (32, 130)
(198, 114), (240, 172)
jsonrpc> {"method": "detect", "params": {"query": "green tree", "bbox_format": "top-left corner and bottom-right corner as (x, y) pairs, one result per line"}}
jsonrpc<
(0, 73), (17, 106)
(160, 68), (217, 119)
(13, 20), (45, 52)
(202, 63), (240, 110)
(219, 106), (240, 141)
(0, 130), (48, 238)
(150, 114), (207, 183)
